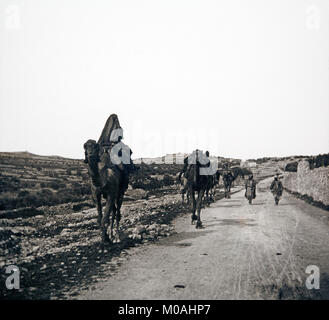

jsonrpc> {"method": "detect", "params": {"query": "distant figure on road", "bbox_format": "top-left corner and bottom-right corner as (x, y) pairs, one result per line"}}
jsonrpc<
(222, 163), (234, 198)
(270, 174), (283, 205)
(245, 174), (256, 204)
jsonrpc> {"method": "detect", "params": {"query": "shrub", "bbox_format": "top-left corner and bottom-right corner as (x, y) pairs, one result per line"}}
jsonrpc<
(49, 182), (60, 190)
(18, 190), (30, 197)
(163, 174), (174, 186)
(49, 181), (66, 190)
(308, 153), (329, 169)
(0, 177), (20, 192)
(41, 188), (53, 196)
(285, 162), (298, 172)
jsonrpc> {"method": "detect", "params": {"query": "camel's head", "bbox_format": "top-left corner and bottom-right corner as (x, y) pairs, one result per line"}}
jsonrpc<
(83, 139), (100, 164)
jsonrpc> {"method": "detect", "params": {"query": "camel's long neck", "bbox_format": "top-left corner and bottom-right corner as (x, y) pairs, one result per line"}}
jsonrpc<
(87, 159), (102, 187)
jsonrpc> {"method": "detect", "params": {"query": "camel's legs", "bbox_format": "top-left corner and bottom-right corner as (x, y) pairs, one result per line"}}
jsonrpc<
(228, 184), (231, 198)
(205, 189), (210, 206)
(191, 189), (197, 223)
(196, 189), (205, 228)
(95, 192), (102, 227)
(224, 184), (231, 198)
(110, 204), (117, 241)
(114, 193), (124, 242)
(101, 195), (115, 243)
(182, 183), (189, 204)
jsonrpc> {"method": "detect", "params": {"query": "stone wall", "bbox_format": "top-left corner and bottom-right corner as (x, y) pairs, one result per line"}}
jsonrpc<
(283, 160), (329, 206)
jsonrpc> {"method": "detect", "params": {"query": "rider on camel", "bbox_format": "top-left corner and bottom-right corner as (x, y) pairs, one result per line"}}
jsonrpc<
(97, 114), (138, 190)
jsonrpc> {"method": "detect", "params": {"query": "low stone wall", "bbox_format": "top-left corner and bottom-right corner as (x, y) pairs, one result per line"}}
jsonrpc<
(283, 160), (329, 206)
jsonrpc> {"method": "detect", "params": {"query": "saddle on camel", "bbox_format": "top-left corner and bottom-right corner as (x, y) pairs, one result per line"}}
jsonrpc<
(179, 150), (211, 185)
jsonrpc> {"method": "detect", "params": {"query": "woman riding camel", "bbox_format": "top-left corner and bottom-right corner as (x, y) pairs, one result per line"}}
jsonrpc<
(97, 114), (138, 190)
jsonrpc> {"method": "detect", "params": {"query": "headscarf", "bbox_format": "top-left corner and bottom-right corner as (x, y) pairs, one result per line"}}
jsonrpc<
(97, 114), (122, 146)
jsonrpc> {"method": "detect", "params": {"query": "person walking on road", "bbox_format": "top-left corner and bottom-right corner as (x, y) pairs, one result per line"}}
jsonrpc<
(245, 174), (256, 204)
(270, 173), (283, 205)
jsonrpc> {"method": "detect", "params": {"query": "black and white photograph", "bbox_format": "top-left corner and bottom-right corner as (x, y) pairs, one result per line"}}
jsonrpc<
(0, 0), (328, 305)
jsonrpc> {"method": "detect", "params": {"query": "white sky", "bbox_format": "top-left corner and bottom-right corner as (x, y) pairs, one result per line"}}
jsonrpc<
(0, 0), (328, 160)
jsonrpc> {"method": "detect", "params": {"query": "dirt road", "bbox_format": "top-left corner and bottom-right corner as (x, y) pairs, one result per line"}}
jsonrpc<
(78, 178), (329, 300)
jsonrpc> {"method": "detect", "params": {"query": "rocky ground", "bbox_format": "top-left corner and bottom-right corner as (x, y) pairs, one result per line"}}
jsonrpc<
(0, 185), (230, 300)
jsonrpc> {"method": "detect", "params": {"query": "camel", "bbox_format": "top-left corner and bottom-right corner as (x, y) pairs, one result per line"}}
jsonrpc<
(84, 139), (125, 243)
(181, 173), (214, 206)
(204, 173), (219, 205)
(223, 172), (234, 199)
(185, 154), (210, 228)
(83, 113), (130, 244)
(219, 166), (251, 198)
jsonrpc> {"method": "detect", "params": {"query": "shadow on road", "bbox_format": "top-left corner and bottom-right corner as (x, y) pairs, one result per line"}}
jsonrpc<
(211, 204), (242, 208)
(206, 218), (256, 228)
(155, 230), (216, 247)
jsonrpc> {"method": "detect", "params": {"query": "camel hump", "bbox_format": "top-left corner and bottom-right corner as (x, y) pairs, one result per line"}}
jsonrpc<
(97, 114), (122, 146)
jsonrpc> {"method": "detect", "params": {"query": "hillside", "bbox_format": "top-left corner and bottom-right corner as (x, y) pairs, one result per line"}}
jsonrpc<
(0, 152), (90, 211)
(0, 152), (181, 212)
(1, 150), (326, 213)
